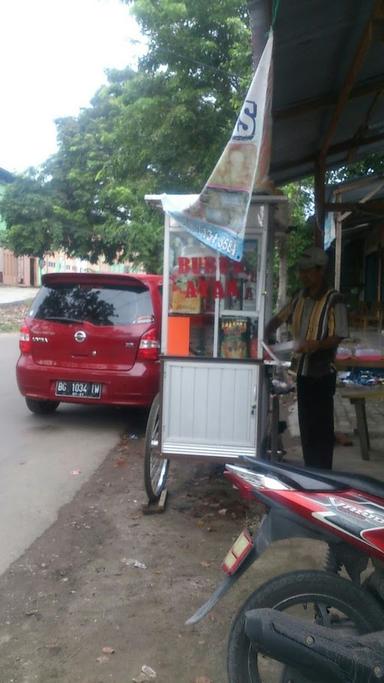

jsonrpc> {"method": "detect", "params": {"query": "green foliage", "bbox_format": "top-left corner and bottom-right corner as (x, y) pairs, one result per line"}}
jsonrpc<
(281, 179), (314, 295)
(4, 0), (380, 278)
(1, 0), (251, 271)
(0, 174), (63, 257)
(327, 154), (384, 184)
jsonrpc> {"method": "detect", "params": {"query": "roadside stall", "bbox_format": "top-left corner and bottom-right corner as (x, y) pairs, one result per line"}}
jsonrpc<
(143, 192), (289, 503)
(140, 29), (295, 504)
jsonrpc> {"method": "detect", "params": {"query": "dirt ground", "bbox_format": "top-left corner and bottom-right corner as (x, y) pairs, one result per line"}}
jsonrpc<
(0, 406), (324, 683)
(0, 410), (249, 683)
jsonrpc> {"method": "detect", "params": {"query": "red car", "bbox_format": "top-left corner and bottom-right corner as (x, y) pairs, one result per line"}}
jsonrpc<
(16, 272), (162, 414)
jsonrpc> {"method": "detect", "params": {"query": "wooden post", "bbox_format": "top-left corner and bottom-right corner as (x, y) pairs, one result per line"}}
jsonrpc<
(247, 0), (271, 71)
(314, 159), (326, 246)
(335, 215), (342, 291)
(276, 232), (287, 341)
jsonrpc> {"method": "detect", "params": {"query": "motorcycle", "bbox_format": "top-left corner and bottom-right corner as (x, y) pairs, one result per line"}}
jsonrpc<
(242, 607), (384, 682)
(186, 456), (384, 682)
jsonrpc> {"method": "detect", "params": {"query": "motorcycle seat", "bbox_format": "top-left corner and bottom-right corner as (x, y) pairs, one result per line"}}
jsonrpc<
(311, 469), (384, 501)
(240, 456), (384, 499)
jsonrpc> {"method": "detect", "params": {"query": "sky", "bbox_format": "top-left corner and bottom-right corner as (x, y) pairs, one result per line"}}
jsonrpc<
(0, 0), (145, 174)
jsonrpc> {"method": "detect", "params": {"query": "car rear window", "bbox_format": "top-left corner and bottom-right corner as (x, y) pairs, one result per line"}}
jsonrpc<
(30, 283), (154, 326)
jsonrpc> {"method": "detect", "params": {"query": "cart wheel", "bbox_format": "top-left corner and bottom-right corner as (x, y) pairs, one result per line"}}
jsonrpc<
(144, 394), (169, 502)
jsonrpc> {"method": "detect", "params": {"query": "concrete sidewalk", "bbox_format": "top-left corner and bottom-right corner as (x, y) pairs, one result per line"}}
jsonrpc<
(286, 390), (384, 479)
(0, 285), (38, 304)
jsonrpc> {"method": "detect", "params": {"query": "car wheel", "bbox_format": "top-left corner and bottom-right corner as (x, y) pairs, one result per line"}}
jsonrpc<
(25, 398), (60, 415)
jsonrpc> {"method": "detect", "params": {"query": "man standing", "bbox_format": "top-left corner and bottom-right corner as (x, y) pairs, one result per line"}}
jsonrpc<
(265, 246), (348, 469)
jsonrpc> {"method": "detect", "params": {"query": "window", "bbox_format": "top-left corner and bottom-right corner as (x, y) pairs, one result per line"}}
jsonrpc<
(31, 284), (154, 326)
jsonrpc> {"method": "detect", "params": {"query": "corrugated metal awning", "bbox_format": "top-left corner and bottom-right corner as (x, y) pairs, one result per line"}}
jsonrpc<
(270, 0), (384, 184)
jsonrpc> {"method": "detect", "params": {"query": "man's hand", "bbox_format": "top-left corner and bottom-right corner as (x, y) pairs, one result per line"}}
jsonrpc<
(295, 336), (342, 354)
(295, 339), (320, 354)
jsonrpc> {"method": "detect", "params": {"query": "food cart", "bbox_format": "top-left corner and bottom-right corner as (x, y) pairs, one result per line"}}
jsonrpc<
(144, 193), (289, 503)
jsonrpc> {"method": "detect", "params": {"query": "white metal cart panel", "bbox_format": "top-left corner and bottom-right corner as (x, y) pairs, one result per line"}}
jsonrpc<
(161, 359), (259, 459)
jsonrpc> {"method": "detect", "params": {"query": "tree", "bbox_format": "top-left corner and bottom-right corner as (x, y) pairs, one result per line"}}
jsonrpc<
(0, 173), (63, 258)
(1, 1), (252, 270)
(327, 155), (384, 185)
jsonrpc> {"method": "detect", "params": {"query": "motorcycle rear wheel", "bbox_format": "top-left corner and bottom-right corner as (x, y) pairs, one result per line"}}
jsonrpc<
(227, 569), (384, 683)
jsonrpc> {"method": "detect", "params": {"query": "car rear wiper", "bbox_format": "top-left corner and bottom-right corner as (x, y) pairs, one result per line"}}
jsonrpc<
(43, 316), (85, 324)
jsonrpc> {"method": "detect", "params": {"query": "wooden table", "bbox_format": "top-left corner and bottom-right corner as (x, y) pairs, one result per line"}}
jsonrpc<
(336, 358), (384, 370)
(336, 358), (384, 460)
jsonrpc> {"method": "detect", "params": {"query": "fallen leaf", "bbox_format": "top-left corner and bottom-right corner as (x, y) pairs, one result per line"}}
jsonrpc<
(113, 458), (128, 467)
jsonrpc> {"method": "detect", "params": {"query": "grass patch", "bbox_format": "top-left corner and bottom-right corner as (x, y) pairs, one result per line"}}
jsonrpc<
(0, 321), (20, 332)
(0, 299), (34, 333)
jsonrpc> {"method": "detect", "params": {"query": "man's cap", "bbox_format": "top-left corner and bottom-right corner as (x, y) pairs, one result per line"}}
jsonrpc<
(297, 246), (328, 270)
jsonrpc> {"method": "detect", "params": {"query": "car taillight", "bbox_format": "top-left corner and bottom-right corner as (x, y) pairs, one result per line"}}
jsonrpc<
(137, 327), (160, 361)
(19, 324), (32, 354)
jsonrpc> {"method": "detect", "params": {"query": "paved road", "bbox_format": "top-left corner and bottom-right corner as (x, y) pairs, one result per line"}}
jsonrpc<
(0, 286), (39, 304)
(0, 333), (131, 576)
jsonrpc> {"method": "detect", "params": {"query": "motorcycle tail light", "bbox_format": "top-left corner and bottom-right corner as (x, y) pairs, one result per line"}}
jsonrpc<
(222, 529), (253, 576)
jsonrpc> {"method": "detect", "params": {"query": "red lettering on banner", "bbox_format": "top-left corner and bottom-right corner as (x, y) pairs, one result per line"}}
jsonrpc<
(219, 257), (229, 274)
(178, 257), (190, 274)
(233, 261), (244, 274)
(213, 281), (224, 299)
(177, 255), (246, 276)
(186, 280), (197, 298)
(227, 279), (240, 297)
(198, 278), (209, 297)
(191, 257), (202, 274)
(205, 257), (216, 274)
(174, 277), (241, 300)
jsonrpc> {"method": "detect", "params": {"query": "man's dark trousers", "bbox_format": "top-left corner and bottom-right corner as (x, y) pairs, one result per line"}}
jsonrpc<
(297, 373), (336, 469)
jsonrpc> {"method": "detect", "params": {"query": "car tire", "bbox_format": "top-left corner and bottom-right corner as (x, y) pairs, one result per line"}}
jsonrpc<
(25, 398), (60, 415)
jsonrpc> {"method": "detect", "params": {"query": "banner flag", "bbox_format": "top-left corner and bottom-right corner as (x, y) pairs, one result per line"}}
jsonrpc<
(162, 31), (273, 262)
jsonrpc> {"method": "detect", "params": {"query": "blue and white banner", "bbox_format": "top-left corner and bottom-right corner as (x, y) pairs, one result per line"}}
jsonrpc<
(324, 212), (336, 250)
(162, 32), (274, 261)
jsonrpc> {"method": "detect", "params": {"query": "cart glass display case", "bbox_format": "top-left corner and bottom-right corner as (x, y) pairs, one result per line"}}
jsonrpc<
(166, 227), (262, 360)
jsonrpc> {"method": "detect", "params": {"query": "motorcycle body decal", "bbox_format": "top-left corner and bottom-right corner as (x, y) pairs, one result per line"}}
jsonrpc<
(263, 489), (384, 555)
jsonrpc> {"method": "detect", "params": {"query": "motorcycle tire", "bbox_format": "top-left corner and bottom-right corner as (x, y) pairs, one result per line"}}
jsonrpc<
(144, 394), (169, 502)
(227, 569), (384, 683)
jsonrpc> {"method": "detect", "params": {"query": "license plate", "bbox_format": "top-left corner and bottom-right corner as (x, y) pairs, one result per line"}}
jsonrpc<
(222, 529), (253, 576)
(55, 381), (102, 399)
